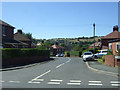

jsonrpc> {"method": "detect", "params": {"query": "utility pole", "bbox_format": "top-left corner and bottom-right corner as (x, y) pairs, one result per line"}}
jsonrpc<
(93, 23), (95, 54)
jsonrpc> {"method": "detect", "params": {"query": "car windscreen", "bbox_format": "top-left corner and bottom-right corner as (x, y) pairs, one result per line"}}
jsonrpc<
(84, 53), (92, 55)
(102, 51), (107, 53)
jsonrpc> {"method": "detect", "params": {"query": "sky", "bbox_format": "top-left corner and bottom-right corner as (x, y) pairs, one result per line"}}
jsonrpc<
(1, 2), (118, 39)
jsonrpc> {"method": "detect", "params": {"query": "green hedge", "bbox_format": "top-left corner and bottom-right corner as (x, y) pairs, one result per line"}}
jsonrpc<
(2, 48), (50, 60)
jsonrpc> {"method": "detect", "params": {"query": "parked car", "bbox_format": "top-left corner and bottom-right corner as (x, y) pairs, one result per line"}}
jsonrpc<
(56, 53), (64, 57)
(56, 53), (61, 57)
(94, 49), (108, 58)
(82, 52), (94, 62)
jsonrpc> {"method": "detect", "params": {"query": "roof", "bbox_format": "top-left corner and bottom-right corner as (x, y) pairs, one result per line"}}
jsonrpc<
(14, 32), (31, 41)
(51, 44), (64, 49)
(90, 42), (102, 47)
(102, 31), (120, 39)
(108, 39), (120, 43)
(0, 19), (15, 28)
(2, 36), (28, 45)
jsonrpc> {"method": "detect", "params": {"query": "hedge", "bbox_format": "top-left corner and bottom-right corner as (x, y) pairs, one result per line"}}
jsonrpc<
(2, 48), (50, 60)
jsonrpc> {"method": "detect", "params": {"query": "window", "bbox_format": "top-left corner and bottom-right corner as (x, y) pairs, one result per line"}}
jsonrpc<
(2, 25), (6, 36)
(116, 43), (120, 52)
(109, 43), (112, 50)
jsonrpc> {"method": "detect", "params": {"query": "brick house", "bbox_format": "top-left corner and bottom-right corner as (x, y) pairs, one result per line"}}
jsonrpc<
(108, 39), (120, 55)
(14, 30), (32, 48)
(89, 39), (102, 49)
(105, 39), (120, 67)
(50, 43), (65, 56)
(0, 20), (27, 48)
(101, 25), (120, 49)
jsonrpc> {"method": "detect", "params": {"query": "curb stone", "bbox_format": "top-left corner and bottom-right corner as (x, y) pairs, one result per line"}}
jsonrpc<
(0, 57), (57, 71)
(86, 62), (120, 77)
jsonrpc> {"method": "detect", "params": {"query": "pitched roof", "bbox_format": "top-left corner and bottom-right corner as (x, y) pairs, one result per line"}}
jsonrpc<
(0, 19), (15, 28)
(2, 36), (28, 45)
(103, 31), (120, 39)
(14, 32), (31, 41)
(51, 44), (64, 49)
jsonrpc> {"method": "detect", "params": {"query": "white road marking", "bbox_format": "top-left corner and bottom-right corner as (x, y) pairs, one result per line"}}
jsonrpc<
(50, 79), (63, 82)
(9, 81), (20, 83)
(32, 79), (44, 81)
(66, 60), (70, 63)
(88, 83), (103, 86)
(89, 81), (101, 83)
(70, 80), (81, 83)
(56, 63), (65, 68)
(67, 83), (81, 85)
(48, 82), (60, 85)
(110, 81), (120, 83)
(0, 80), (5, 82)
(32, 70), (51, 80)
(28, 81), (40, 84)
(111, 84), (120, 86)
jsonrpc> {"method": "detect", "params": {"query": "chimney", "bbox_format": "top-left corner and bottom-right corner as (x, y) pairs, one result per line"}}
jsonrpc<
(17, 29), (22, 34)
(113, 25), (118, 32)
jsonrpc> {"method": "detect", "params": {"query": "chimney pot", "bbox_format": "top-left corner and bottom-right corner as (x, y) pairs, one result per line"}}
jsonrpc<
(17, 29), (22, 34)
(113, 25), (118, 32)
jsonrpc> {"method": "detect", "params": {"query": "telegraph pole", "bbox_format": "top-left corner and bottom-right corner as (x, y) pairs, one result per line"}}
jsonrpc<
(93, 23), (95, 54)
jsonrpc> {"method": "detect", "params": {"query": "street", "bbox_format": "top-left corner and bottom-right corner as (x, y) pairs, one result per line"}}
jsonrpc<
(2, 57), (119, 88)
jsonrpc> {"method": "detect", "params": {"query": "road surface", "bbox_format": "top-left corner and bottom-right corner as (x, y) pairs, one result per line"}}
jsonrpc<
(1, 57), (119, 88)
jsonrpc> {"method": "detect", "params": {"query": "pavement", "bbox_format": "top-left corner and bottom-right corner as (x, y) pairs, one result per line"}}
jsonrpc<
(86, 60), (120, 76)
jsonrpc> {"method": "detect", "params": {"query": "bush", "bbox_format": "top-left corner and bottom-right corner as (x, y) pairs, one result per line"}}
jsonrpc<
(106, 50), (113, 55)
(101, 55), (105, 62)
(2, 48), (50, 60)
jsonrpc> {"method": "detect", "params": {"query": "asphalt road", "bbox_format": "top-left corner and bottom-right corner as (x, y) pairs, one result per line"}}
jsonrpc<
(1, 57), (119, 88)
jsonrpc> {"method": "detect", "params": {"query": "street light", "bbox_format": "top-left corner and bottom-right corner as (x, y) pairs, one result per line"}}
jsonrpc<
(93, 23), (95, 54)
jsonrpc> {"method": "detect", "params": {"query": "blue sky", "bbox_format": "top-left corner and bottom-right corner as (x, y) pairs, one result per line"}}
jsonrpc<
(2, 2), (118, 39)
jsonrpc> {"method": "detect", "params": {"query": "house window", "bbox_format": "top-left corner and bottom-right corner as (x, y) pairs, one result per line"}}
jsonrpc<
(116, 43), (120, 52)
(109, 43), (112, 50)
(2, 25), (6, 36)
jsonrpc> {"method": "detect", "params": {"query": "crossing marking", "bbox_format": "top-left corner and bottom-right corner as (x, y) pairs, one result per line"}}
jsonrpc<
(70, 80), (81, 83)
(0, 80), (5, 82)
(88, 83), (103, 86)
(50, 79), (63, 82)
(28, 81), (40, 84)
(48, 82), (60, 85)
(32, 79), (44, 81)
(110, 81), (120, 83)
(111, 84), (120, 86)
(89, 81), (101, 83)
(67, 83), (81, 85)
(9, 81), (20, 83)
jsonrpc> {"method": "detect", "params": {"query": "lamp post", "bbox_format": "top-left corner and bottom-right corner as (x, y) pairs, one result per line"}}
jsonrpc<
(93, 23), (95, 54)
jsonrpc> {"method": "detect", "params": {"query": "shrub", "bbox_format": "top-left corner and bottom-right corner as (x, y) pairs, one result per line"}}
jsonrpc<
(101, 55), (105, 62)
(106, 50), (113, 55)
(2, 48), (50, 60)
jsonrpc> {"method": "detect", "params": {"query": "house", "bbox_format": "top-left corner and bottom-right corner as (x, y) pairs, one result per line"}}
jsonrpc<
(108, 39), (120, 55)
(105, 39), (120, 67)
(89, 39), (102, 49)
(101, 25), (120, 49)
(0, 20), (27, 48)
(14, 30), (32, 48)
(50, 42), (65, 56)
